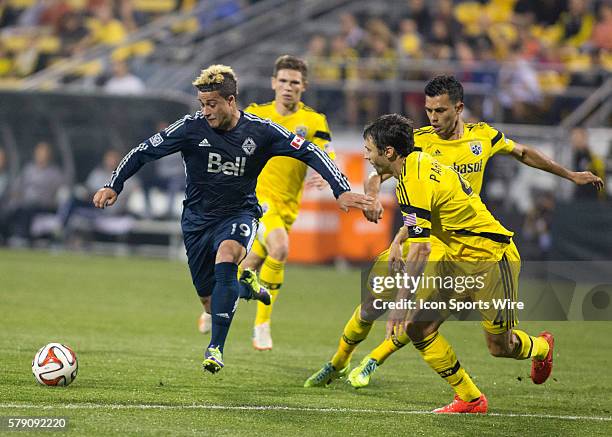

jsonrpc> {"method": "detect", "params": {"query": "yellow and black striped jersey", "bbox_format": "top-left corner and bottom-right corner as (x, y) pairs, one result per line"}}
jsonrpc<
(396, 151), (513, 260)
(414, 122), (515, 195)
(245, 101), (333, 208)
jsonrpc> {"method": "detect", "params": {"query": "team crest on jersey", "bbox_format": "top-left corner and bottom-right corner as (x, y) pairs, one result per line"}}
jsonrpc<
(242, 137), (257, 155)
(296, 126), (308, 138)
(470, 142), (482, 156)
(148, 133), (163, 147)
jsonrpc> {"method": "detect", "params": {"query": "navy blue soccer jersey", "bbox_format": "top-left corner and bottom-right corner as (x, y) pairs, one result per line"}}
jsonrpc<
(105, 111), (351, 231)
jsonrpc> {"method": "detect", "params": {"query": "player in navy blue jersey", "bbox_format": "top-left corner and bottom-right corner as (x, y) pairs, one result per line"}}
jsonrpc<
(93, 65), (372, 374)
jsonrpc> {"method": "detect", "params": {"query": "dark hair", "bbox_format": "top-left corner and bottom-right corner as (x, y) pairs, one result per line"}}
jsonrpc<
(363, 114), (414, 157)
(424, 75), (463, 104)
(273, 55), (308, 82)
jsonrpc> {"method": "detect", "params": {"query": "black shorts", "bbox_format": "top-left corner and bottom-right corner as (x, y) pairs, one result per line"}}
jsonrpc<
(184, 214), (258, 297)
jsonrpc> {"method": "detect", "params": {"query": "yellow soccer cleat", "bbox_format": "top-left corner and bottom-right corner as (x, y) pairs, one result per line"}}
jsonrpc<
(202, 346), (224, 374)
(348, 356), (379, 388)
(304, 362), (349, 387)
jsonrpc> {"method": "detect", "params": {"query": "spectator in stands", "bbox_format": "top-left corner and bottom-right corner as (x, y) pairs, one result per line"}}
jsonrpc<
(433, 0), (463, 44)
(571, 127), (606, 200)
(103, 59), (145, 94)
(498, 42), (542, 122)
(513, 0), (568, 26)
(591, 2), (612, 50)
(8, 141), (64, 244)
(57, 11), (88, 56)
(397, 18), (422, 60)
(304, 34), (331, 81)
(427, 18), (454, 59)
(0, 0), (22, 27)
(77, 2), (127, 49)
(118, 0), (144, 33)
(404, 0), (432, 37)
(339, 12), (365, 51)
(523, 190), (556, 260)
(556, 0), (594, 47)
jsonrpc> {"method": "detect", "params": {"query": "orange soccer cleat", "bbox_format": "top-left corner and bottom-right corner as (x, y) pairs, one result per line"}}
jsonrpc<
(531, 331), (554, 384)
(433, 394), (488, 414)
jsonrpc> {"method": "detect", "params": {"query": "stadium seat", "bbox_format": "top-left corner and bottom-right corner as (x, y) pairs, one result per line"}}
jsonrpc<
(132, 0), (176, 14)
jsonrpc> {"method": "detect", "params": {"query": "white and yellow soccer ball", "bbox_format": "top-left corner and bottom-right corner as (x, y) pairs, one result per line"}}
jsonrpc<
(32, 343), (78, 387)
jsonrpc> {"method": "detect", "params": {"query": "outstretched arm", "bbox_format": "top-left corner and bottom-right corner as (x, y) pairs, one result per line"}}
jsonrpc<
(509, 143), (604, 190)
(363, 171), (393, 223)
(268, 128), (373, 211)
(100, 118), (187, 201)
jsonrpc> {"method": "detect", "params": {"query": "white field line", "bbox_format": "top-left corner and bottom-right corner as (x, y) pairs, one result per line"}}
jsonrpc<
(0, 403), (611, 422)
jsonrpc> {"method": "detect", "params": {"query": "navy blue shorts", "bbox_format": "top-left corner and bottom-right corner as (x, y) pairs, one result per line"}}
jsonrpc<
(183, 214), (259, 297)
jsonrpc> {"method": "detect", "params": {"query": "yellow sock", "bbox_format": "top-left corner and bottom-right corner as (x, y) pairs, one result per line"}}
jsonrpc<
(370, 331), (411, 364)
(254, 256), (284, 326)
(331, 305), (373, 369)
(512, 330), (549, 360)
(413, 331), (481, 402)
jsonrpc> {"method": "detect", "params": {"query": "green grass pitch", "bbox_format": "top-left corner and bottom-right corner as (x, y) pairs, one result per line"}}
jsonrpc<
(1, 249), (611, 435)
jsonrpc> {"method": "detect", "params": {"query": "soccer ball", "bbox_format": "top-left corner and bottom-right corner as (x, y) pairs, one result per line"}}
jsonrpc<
(32, 343), (78, 387)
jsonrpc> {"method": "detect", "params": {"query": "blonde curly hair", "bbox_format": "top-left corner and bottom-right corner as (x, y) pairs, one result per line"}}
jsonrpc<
(192, 65), (238, 98)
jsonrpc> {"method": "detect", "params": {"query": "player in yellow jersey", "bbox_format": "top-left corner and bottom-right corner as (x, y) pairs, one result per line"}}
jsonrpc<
(308, 114), (557, 413)
(198, 55), (334, 349)
(304, 76), (603, 389)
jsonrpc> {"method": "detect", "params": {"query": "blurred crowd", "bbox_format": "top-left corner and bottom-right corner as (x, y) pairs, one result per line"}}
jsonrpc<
(0, 0), (251, 85)
(0, 130), (187, 248)
(304, 0), (611, 125)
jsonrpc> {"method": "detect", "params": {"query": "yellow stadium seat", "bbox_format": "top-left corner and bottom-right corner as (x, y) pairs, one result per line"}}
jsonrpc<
(2, 34), (30, 52)
(486, 0), (514, 23)
(132, 0), (176, 14)
(601, 51), (612, 71)
(0, 57), (13, 76)
(454, 2), (482, 25)
(171, 17), (199, 34)
(7, 0), (36, 8)
(65, 0), (88, 10)
(0, 77), (23, 89)
(488, 22), (518, 44)
(111, 39), (155, 61)
(37, 36), (61, 54)
(72, 59), (104, 77)
(538, 71), (569, 93)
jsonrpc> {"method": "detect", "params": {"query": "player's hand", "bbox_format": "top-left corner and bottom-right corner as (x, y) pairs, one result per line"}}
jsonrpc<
(570, 171), (604, 190)
(386, 308), (408, 340)
(363, 196), (384, 223)
(93, 187), (118, 209)
(388, 242), (404, 274)
(305, 173), (329, 190)
(337, 192), (374, 212)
